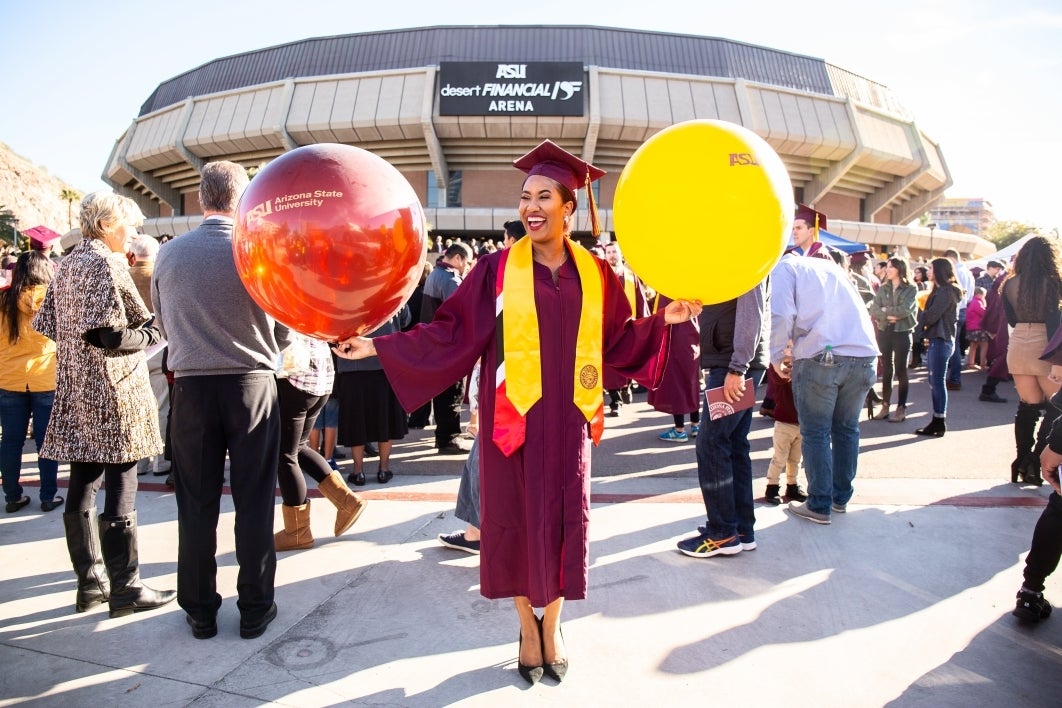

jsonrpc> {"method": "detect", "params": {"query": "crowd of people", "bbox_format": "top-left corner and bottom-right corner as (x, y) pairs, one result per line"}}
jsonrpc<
(3, 146), (1062, 684)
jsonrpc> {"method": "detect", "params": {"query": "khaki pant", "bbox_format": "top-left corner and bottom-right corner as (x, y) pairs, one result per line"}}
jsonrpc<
(766, 421), (802, 485)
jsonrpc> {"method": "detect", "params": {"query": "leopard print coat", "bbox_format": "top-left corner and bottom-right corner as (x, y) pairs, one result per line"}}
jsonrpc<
(33, 239), (163, 463)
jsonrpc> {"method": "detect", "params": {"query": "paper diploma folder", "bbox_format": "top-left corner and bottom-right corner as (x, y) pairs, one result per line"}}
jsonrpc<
(704, 378), (755, 420)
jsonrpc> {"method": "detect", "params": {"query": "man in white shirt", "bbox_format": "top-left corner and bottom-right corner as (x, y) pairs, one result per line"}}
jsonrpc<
(770, 254), (879, 525)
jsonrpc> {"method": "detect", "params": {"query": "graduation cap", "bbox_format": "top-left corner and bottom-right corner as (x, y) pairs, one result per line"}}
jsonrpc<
(794, 204), (827, 234)
(23, 225), (63, 250)
(513, 140), (606, 236)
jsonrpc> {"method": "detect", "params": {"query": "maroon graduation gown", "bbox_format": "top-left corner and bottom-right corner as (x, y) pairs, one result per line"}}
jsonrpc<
(375, 247), (670, 606)
(647, 294), (702, 416)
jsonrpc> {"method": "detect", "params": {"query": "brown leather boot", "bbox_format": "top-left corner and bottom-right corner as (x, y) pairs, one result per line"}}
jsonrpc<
(318, 471), (367, 536)
(274, 501), (314, 551)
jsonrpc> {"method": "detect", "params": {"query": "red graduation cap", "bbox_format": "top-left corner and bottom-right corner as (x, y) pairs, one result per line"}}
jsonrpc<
(23, 225), (63, 250)
(794, 204), (827, 233)
(513, 140), (606, 235)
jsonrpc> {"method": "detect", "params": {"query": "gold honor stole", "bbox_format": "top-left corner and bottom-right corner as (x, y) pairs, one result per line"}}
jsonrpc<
(492, 236), (605, 457)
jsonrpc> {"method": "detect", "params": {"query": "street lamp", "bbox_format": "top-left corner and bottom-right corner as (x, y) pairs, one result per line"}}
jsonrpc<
(927, 222), (937, 260)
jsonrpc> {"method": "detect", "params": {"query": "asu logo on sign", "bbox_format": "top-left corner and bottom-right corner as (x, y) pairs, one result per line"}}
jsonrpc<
(729, 153), (760, 166)
(496, 64), (527, 79)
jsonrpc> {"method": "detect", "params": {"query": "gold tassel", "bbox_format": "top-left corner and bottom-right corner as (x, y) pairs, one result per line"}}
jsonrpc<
(586, 168), (601, 237)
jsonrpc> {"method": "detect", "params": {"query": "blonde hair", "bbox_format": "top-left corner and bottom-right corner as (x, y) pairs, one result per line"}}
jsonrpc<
(79, 191), (144, 241)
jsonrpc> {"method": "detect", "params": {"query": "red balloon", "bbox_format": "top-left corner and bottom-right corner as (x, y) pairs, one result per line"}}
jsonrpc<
(233, 144), (428, 340)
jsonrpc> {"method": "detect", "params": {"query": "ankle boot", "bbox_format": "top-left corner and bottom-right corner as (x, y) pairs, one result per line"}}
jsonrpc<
(62, 510), (110, 612)
(99, 512), (176, 618)
(764, 484), (781, 505)
(275, 500), (314, 551)
(915, 416), (946, 437)
(318, 471), (367, 536)
(785, 484), (808, 502)
(1012, 402), (1041, 483)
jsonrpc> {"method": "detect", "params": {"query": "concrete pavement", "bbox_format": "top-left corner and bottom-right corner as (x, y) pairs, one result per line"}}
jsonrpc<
(2, 367), (1061, 706)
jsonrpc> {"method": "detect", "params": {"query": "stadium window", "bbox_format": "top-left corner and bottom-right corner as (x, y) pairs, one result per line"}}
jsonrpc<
(427, 171), (463, 208)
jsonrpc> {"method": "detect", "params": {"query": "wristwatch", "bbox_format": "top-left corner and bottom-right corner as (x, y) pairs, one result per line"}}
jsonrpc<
(727, 369), (745, 377)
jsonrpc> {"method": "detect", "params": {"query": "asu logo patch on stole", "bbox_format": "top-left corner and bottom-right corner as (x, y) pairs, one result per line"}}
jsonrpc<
(579, 364), (599, 389)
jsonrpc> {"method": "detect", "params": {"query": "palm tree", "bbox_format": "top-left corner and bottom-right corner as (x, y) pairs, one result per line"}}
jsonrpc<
(60, 188), (81, 231)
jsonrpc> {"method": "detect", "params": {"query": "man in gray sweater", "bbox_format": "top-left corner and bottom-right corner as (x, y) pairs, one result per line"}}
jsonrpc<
(152, 161), (290, 640)
(677, 279), (770, 558)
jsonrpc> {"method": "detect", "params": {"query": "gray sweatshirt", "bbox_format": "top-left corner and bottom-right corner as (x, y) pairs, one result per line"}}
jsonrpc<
(152, 217), (290, 377)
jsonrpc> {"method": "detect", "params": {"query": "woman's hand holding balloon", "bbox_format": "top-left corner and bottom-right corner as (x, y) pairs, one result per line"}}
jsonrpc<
(663, 299), (702, 325)
(332, 337), (376, 360)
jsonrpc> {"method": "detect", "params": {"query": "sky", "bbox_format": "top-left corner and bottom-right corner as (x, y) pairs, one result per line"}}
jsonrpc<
(2, 0), (1060, 231)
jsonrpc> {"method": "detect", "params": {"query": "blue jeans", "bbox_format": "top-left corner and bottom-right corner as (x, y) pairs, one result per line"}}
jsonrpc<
(946, 308), (966, 385)
(927, 337), (955, 416)
(0, 388), (60, 504)
(455, 435), (480, 527)
(696, 368), (764, 540)
(791, 355), (876, 516)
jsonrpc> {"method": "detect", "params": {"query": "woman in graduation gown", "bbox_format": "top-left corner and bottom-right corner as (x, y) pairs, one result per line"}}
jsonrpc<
(335, 140), (700, 684)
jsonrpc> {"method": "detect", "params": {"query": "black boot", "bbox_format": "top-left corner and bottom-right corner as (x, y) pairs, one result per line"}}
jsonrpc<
(915, 416), (946, 437)
(979, 381), (1008, 403)
(764, 484), (782, 505)
(1011, 402), (1040, 483)
(62, 510), (110, 613)
(99, 511), (177, 618)
(785, 484), (808, 502)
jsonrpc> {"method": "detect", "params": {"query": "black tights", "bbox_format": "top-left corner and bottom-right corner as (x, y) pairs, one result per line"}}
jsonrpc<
(1023, 492), (1062, 593)
(65, 460), (138, 517)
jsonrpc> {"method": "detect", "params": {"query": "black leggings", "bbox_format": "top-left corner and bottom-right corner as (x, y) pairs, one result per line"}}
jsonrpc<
(1022, 491), (1062, 593)
(673, 412), (701, 427)
(877, 328), (912, 406)
(276, 378), (331, 506)
(65, 460), (138, 517)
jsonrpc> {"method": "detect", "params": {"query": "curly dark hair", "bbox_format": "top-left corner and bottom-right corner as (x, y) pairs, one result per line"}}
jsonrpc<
(0, 250), (54, 345)
(1009, 235), (1062, 317)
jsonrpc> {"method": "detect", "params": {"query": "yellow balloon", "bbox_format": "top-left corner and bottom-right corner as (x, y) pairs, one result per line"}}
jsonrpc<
(613, 120), (793, 304)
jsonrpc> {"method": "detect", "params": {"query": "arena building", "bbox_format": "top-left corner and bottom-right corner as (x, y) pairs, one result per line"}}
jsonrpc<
(104, 25), (994, 258)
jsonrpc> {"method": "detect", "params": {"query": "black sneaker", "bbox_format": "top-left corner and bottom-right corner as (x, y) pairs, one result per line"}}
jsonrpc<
(1013, 589), (1053, 622)
(438, 531), (480, 555)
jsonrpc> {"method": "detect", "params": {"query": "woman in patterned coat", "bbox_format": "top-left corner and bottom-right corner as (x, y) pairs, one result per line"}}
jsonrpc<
(33, 192), (176, 618)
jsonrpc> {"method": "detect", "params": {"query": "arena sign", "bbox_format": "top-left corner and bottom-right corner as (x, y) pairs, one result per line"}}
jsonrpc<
(438, 62), (585, 116)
